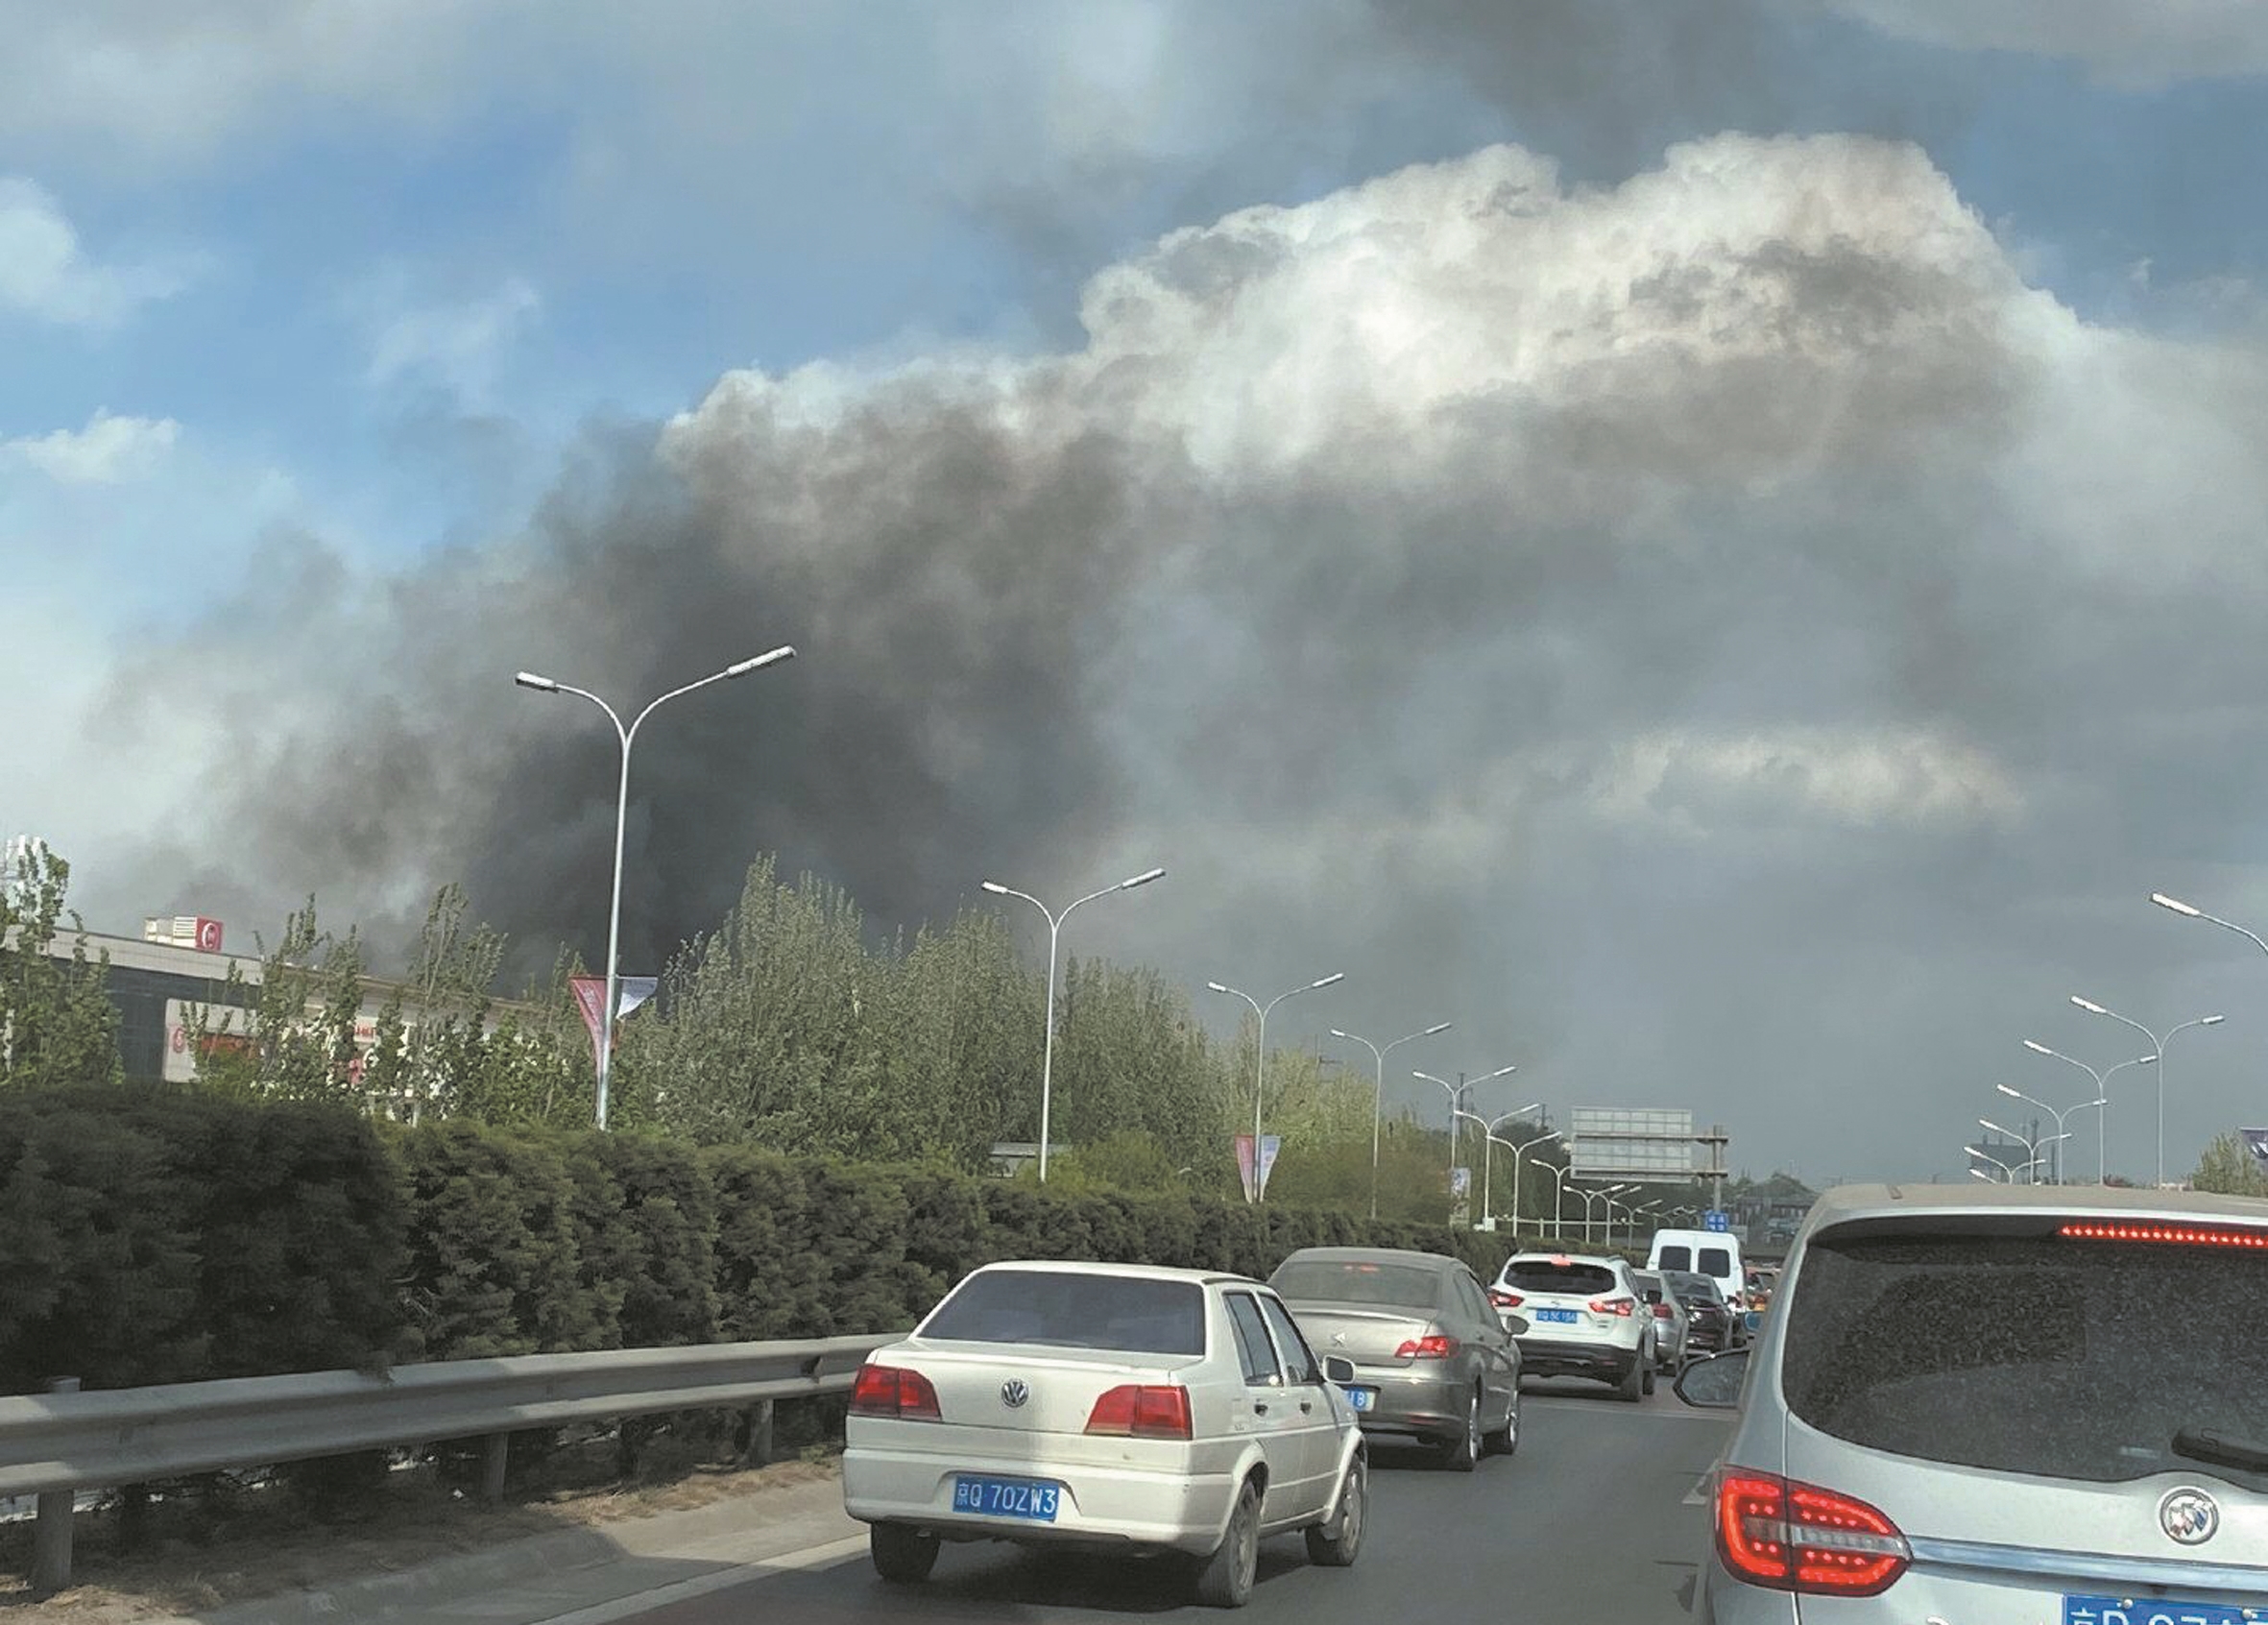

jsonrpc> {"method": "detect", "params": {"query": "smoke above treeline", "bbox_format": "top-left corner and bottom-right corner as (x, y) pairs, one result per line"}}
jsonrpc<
(81, 132), (2268, 1178)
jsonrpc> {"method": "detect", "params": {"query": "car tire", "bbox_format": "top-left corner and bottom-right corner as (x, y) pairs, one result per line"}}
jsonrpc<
(1304, 1454), (1366, 1567)
(1642, 1346), (1657, 1395)
(1195, 1479), (1261, 1608)
(1437, 1385), (1482, 1471)
(1616, 1352), (1645, 1403)
(869, 1522), (939, 1584)
(1483, 1383), (1520, 1456)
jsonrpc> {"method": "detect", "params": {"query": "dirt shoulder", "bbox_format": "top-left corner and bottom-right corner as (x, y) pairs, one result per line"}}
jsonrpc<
(0, 1446), (843, 1621)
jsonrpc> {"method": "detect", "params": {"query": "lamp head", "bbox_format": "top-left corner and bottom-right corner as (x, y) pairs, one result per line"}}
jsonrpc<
(725, 645), (796, 676)
(2151, 892), (2202, 917)
(2071, 996), (2108, 1015)
(2204, 1014), (2227, 1026)
(979, 881), (1009, 895)
(1422, 1022), (1452, 1036)
(514, 670), (559, 692)
(1120, 866), (1165, 889)
(2022, 1039), (2053, 1056)
(1311, 972), (1346, 990)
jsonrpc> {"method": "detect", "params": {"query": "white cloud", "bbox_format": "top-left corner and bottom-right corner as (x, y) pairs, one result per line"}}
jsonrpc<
(360, 277), (542, 401)
(1832, 0), (2268, 86)
(3, 409), (181, 483)
(0, 177), (188, 327)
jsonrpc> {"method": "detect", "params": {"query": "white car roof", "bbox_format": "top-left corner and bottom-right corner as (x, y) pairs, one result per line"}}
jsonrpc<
(1504, 1250), (1626, 1269)
(1803, 1180), (2268, 1229)
(965, 1259), (1257, 1287)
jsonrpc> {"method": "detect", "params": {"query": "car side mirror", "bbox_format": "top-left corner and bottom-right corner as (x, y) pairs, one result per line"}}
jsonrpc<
(1322, 1355), (1356, 1385)
(1673, 1347), (1749, 1410)
(1499, 1313), (1529, 1336)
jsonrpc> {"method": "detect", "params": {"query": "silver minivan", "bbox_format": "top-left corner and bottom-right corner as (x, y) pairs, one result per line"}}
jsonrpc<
(1676, 1182), (2268, 1622)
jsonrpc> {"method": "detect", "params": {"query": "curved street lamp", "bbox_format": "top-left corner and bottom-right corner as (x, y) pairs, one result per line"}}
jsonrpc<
(1504, 1128), (1562, 1239)
(2070, 996), (2225, 1191)
(515, 645), (796, 1129)
(1331, 1022), (1451, 1219)
(1455, 1104), (1540, 1230)
(1209, 972), (1345, 1203)
(1994, 1082), (2084, 1185)
(1416, 1065), (1517, 1202)
(982, 866), (1166, 1182)
(1966, 1144), (2018, 1182)
(2021, 1039), (2154, 1184)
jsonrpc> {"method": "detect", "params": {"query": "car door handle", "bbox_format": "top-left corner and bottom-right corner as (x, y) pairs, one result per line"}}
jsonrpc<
(1253, 1401), (1269, 1416)
(1298, 1399), (1314, 1414)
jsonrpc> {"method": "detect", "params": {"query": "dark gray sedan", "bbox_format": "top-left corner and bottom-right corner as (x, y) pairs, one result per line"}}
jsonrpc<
(1268, 1246), (1524, 1471)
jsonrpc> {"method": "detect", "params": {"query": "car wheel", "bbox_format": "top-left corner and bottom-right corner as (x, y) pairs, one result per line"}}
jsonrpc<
(1484, 1383), (1520, 1456)
(1616, 1353), (1645, 1403)
(1304, 1454), (1365, 1567)
(1642, 1346), (1657, 1395)
(1437, 1385), (1481, 1471)
(869, 1522), (939, 1584)
(1195, 1479), (1261, 1608)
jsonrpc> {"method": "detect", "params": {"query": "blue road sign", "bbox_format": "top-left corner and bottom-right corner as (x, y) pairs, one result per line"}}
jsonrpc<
(1703, 1209), (1730, 1232)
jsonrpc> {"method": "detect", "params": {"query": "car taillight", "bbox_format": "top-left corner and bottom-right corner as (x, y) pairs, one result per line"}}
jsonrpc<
(1652, 1302), (1674, 1319)
(2062, 1221), (2268, 1250)
(1588, 1297), (1635, 1317)
(1393, 1333), (1460, 1359)
(1084, 1384), (1192, 1440)
(1488, 1289), (1523, 1309)
(1714, 1469), (1910, 1596)
(851, 1363), (942, 1420)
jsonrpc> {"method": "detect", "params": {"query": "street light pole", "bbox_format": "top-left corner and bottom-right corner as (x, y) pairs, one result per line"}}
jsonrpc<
(2070, 996), (2225, 1190)
(1331, 1022), (1452, 1220)
(981, 866), (1167, 1182)
(1966, 1144), (2018, 1182)
(2022, 1039), (2154, 1184)
(1456, 1105), (1539, 1229)
(1979, 1118), (2041, 1184)
(1994, 1082), (2081, 1185)
(1547, 1161), (1574, 1239)
(515, 645), (796, 1130)
(1507, 1129), (1562, 1241)
(1416, 1065), (1517, 1210)
(1209, 972), (1346, 1203)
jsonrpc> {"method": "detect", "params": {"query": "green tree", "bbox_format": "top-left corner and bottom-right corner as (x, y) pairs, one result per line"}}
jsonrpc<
(185, 898), (365, 1105)
(0, 839), (123, 1089)
(2190, 1132), (2268, 1197)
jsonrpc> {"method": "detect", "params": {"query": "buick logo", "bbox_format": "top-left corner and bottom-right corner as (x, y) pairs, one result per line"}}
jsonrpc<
(1000, 1379), (1030, 1409)
(2159, 1487), (2220, 1545)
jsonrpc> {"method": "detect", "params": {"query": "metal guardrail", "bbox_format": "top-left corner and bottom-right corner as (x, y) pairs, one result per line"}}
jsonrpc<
(0, 1332), (898, 1594)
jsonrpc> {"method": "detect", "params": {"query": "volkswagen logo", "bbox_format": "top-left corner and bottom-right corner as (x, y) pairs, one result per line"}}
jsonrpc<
(2159, 1487), (2220, 1545)
(1000, 1379), (1030, 1410)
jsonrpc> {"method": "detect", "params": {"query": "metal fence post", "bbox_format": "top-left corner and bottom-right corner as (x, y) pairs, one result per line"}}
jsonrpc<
(749, 1399), (775, 1467)
(30, 1377), (79, 1598)
(481, 1433), (510, 1503)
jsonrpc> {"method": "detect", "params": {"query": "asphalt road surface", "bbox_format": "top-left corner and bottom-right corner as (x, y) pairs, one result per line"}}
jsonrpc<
(621, 1377), (1726, 1624)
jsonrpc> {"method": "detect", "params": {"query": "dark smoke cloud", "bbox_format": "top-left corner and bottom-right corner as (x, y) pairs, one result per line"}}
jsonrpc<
(83, 133), (2268, 1182)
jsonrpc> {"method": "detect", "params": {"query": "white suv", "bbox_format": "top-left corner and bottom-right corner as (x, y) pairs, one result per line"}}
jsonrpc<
(1489, 1251), (1655, 1401)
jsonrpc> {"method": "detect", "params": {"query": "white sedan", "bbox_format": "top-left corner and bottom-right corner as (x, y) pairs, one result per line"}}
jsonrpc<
(841, 1259), (1368, 1608)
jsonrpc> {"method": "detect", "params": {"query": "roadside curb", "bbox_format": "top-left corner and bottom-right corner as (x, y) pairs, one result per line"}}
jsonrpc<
(106, 1476), (865, 1625)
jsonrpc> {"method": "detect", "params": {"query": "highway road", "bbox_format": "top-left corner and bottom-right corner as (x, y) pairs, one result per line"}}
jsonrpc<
(620, 1377), (1726, 1623)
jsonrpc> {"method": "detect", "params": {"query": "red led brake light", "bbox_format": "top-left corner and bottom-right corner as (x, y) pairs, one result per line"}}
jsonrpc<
(2061, 1221), (2268, 1250)
(1715, 1469), (1909, 1596)
(1084, 1384), (1193, 1440)
(1588, 1296), (1635, 1318)
(1394, 1334), (1460, 1359)
(850, 1363), (942, 1420)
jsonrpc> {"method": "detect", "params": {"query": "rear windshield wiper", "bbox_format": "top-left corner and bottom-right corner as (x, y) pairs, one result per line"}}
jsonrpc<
(2172, 1427), (2268, 1472)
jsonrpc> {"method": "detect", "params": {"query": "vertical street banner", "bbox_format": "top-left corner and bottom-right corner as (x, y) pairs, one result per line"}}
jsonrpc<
(570, 977), (608, 1063)
(1235, 1134), (1258, 1203)
(1257, 1134), (1281, 1200)
(2243, 1127), (2268, 1173)
(570, 976), (662, 1066)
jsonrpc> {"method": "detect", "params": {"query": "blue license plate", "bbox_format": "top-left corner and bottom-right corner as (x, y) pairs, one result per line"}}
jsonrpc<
(953, 1475), (1060, 1521)
(1536, 1307), (1580, 1323)
(1343, 1386), (1374, 1411)
(2065, 1594), (2268, 1624)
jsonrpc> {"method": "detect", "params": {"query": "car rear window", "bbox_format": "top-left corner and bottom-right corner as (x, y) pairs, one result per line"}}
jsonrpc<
(1667, 1273), (1723, 1304)
(1697, 1247), (1733, 1277)
(1782, 1226), (2268, 1490)
(921, 1270), (1205, 1355)
(1270, 1259), (1441, 1309)
(1504, 1260), (1617, 1296)
(1656, 1244), (1692, 1272)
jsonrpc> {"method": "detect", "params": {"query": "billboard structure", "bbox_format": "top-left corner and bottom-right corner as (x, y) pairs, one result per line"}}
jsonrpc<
(1569, 1107), (1731, 1204)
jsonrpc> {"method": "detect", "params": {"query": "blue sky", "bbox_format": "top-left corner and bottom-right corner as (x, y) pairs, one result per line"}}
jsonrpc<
(9, 2), (2268, 1183)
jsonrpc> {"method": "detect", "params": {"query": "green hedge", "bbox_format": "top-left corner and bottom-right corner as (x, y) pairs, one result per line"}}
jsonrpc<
(0, 1090), (1629, 1395)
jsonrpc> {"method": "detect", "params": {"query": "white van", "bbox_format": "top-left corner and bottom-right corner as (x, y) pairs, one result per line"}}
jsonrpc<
(1646, 1228), (1745, 1316)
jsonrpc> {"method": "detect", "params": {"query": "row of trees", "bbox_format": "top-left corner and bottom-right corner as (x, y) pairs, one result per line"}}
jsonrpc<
(8, 846), (1615, 1223)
